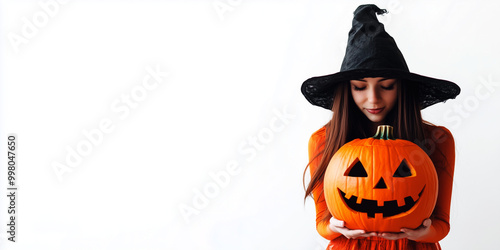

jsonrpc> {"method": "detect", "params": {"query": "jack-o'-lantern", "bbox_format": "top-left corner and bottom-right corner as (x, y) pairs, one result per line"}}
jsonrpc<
(324, 125), (438, 232)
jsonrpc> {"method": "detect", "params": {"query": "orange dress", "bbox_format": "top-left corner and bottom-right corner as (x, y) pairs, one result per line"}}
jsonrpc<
(308, 124), (455, 250)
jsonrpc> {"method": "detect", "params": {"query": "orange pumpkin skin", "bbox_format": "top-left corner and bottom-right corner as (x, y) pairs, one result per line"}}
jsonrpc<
(324, 126), (438, 233)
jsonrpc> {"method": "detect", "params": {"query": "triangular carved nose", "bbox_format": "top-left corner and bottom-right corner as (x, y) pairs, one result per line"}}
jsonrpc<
(374, 177), (387, 189)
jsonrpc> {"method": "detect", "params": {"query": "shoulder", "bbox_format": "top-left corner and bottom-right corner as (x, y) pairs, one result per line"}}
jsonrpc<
(308, 126), (326, 150)
(423, 123), (455, 145)
(422, 123), (456, 167)
(308, 126), (327, 173)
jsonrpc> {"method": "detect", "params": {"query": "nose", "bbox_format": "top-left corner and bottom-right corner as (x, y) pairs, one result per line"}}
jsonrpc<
(374, 177), (387, 189)
(367, 87), (381, 104)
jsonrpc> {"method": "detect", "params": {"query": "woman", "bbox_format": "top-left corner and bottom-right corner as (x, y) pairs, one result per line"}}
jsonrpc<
(302, 5), (460, 250)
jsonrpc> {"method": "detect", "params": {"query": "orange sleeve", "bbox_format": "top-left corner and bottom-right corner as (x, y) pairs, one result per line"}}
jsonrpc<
(308, 127), (342, 241)
(415, 125), (456, 243)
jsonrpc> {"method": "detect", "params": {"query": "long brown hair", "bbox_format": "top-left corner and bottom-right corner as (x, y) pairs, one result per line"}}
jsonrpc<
(303, 79), (427, 222)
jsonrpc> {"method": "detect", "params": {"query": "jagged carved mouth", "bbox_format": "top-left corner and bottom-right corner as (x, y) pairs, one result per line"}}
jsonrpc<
(338, 186), (425, 218)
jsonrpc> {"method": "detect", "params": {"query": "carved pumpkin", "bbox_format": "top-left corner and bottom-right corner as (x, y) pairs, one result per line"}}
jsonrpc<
(324, 125), (438, 232)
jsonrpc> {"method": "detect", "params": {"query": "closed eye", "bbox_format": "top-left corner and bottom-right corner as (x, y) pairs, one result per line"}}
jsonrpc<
(381, 84), (395, 90)
(353, 86), (366, 91)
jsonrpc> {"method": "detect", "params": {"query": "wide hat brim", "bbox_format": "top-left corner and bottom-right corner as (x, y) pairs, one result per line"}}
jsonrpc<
(302, 68), (460, 110)
(301, 4), (460, 110)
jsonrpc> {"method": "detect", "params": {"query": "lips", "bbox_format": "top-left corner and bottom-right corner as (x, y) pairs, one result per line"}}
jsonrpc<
(366, 108), (384, 114)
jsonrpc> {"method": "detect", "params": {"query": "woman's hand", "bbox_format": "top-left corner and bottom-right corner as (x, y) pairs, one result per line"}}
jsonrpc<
(378, 218), (432, 241)
(329, 217), (377, 239)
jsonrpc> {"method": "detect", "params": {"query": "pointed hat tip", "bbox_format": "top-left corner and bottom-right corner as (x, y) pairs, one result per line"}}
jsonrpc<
(354, 4), (387, 16)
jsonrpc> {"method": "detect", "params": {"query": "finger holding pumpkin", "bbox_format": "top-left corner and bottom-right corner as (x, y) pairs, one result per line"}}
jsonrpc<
(328, 217), (377, 239)
(376, 231), (407, 241)
(400, 218), (432, 240)
(377, 218), (432, 241)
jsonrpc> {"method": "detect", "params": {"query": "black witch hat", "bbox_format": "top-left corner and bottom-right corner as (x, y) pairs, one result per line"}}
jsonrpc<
(301, 4), (460, 110)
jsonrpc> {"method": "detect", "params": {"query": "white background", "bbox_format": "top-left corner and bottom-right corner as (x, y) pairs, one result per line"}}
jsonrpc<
(1, 0), (499, 249)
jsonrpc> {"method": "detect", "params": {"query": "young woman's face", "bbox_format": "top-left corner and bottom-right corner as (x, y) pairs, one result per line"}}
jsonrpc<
(350, 77), (398, 123)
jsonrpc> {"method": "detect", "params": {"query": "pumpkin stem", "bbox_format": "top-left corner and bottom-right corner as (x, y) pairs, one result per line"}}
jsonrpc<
(372, 125), (395, 140)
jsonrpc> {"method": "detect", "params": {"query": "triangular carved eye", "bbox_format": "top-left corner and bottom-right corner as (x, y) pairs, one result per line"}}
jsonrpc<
(393, 159), (413, 177)
(345, 158), (368, 177)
